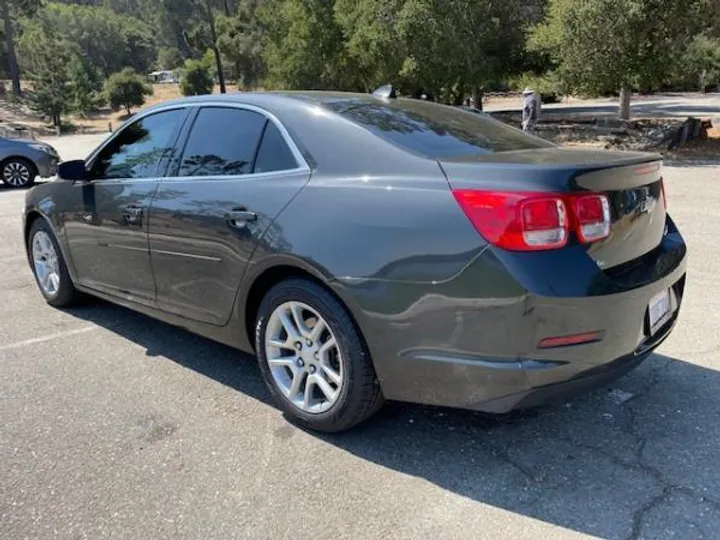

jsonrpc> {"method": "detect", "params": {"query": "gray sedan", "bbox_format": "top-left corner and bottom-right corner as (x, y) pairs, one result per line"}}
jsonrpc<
(21, 89), (687, 432)
(0, 136), (59, 188)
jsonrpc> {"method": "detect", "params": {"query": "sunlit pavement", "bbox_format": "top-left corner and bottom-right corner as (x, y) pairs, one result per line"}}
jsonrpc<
(1, 137), (719, 539)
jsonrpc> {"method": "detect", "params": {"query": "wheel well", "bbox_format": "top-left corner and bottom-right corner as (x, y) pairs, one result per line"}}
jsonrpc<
(24, 211), (42, 247)
(243, 265), (334, 351)
(1, 155), (37, 173)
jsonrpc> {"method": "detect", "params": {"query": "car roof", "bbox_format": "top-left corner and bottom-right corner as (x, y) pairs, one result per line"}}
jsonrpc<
(147, 90), (384, 114)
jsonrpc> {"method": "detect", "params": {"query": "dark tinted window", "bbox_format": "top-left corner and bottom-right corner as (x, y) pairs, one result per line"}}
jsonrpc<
(179, 107), (266, 177)
(326, 99), (555, 159)
(253, 121), (298, 173)
(90, 109), (186, 180)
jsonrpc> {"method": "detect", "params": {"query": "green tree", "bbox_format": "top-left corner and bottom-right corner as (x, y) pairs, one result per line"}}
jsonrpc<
(1, 0), (43, 95)
(180, 54), (215, 96)
(529, 0), (712, 119)
(20, 29), (74, 133)
(19, 3), (156, 78)
(105, 67), (153, 115)
(157, 47), (184, 70)
(68, 55), (106, 115)
(260, 0), (357, 90)
(683, 35), (720, 91)
(216, 1), (266, 88)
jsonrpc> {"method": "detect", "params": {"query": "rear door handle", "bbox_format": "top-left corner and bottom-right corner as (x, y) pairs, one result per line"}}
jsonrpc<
(226, 208), (257, 228)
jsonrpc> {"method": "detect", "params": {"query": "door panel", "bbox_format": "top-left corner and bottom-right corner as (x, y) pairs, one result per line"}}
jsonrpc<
(148, 105), (311, 325)
(62, 108), (188, 301)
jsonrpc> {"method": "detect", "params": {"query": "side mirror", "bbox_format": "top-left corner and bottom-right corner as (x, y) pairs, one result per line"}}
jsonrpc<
(57, 160), (88, 182)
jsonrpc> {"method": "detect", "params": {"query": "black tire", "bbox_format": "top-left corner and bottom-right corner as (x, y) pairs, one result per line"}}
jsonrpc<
(2, 157), (37, 189)
(255, 278), (384, 433)
(28, 219), (80, 307)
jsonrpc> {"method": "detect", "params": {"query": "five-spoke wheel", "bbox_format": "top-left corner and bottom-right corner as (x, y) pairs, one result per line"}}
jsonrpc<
(256, 278), (384, 432)
(28, 219), (79, 307)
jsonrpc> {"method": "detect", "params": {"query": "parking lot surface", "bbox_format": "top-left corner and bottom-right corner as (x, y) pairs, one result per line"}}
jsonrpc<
(2, 136), (720, 539)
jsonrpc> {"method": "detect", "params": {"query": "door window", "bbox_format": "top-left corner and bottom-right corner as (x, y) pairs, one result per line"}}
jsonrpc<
(178, 107), (267, 177)
(89, 109), (186, 180)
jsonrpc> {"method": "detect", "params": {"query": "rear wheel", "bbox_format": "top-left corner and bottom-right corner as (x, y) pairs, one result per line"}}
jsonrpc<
(28, 219), (80, 307)
(255, 278), (384, 432)
(2, 158), (37, 188)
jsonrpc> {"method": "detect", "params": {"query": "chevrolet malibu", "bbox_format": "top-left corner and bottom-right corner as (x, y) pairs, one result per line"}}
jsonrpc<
(22, 90), (687, 432)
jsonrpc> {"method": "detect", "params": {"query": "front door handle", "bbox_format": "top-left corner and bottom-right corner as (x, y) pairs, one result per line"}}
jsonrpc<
(122, 203), (144, 224)
(226, 208), (257, 229)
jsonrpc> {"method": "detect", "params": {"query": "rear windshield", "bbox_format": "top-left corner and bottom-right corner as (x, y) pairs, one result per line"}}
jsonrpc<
(325, 99), (555, 159)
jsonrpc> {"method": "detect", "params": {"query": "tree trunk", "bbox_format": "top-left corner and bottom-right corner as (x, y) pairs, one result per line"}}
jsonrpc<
(472, 86), (483, 111)
(223, 0), (232, 16)
(2, 6), (21, 96)
(126, 104), (131, 116)
(619, 86), (632, 120)
(205, 0), (226, 94)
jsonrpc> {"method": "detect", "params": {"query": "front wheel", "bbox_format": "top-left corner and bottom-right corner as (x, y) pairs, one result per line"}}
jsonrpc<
(2, 158), (37, 188)
(255, 278), (384, 432)
(28, 219), (80, 307)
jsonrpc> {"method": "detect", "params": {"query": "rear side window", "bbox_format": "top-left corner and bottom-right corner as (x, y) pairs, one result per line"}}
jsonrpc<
(179, 107), (266, 177)
(253, 121), (298, 174)
(326, 99), (555, 159)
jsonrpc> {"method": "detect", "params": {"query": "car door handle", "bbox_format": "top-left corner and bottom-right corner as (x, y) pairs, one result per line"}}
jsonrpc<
(226, 208), (257, 228)
(122, 203), (144, 223)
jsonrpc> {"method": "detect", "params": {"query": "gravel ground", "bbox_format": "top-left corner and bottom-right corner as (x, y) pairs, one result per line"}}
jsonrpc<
(1, 136), (719, 539)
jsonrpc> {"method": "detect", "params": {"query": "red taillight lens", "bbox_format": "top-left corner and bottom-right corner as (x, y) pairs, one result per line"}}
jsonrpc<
(452, 189), (611, 251)
(572, 194), (610, 243)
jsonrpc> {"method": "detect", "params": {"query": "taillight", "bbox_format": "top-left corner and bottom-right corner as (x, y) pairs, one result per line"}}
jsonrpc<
(572, 194), (610, 243)
(452, 190), (611, 251)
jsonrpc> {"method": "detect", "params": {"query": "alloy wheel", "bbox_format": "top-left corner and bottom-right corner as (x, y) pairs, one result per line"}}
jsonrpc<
(4, 161), (31, 187)
(265, 301), (344, 414)
(32, 231), (61, 297)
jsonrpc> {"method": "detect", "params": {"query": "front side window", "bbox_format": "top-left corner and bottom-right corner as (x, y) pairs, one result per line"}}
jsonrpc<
(178, 107), (267, 177)
(89, 109), (186, 180)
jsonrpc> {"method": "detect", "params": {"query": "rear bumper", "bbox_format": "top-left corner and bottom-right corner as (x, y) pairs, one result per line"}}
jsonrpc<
(341, 217), (687, 412)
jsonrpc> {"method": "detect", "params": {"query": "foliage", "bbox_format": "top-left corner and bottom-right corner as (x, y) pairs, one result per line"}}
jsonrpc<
(681, 35), (720, 91)
(105, 67), (154, 114)
(260, 0), (358, 90)
(180, 54), (215, 96)
(216, 2), (266, 88)
(19, 21), (74, 129)
(19, 2), (156, 77)
(529, 0), (712, 97)
(68, 55), (107, 115)
(157, 47), (184, 70)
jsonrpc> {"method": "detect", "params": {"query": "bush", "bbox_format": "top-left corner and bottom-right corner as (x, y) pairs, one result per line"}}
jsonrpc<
(105, 67), (153, 115)
(180, 58), (214, 96)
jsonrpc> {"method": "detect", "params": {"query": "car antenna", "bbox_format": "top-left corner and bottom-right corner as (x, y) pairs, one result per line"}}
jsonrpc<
(372, 84), (396, 99)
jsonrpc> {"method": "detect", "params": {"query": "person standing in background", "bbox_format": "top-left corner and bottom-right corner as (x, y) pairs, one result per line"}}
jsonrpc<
(522, 87), (541, 133)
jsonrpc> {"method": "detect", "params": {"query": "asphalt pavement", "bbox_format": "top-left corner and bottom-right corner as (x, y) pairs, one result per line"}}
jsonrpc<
(2, 136), (720, 539)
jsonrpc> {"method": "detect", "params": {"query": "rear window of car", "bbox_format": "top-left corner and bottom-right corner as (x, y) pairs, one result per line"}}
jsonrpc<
(325, 99), (555, 159)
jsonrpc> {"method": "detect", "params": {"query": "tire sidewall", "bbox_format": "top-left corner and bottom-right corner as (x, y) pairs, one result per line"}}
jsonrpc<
(3, 158), (37, 189)
(255, 280), (367, 431)
(28, 219), (74, 306)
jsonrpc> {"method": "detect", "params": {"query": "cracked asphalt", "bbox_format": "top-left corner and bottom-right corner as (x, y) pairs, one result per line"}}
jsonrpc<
(1, 135), (719, 539)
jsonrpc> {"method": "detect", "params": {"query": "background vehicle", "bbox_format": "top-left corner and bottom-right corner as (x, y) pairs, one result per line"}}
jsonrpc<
(0, 136), (59, 189)
(22, 90), (687, 432)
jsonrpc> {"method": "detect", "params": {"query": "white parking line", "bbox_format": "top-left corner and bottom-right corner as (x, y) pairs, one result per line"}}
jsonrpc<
(0, 326), (98, 352)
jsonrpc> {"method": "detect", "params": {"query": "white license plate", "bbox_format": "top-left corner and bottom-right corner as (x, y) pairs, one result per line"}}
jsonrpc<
(648, 289), (672, 334)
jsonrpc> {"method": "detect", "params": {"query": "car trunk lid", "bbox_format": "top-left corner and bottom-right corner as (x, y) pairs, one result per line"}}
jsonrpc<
(439, 148), (666, 269)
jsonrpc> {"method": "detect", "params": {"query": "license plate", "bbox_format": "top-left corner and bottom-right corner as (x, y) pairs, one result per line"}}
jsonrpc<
(648, 289), (672, 334)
